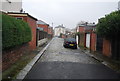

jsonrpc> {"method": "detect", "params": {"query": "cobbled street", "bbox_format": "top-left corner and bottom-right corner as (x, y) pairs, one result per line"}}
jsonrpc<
(24, 37), (119, 79)
(39, 38), (99, 64)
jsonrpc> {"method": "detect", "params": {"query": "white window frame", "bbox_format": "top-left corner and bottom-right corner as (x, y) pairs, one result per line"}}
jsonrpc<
(16, 17), (23, 20)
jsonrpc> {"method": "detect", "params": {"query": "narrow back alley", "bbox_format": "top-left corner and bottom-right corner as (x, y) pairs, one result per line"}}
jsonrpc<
(24, 37), (119, 79)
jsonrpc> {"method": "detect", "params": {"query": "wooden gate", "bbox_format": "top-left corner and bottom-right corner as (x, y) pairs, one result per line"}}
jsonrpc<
(111, 37), (120, 60)
(96, 35), (103, 53)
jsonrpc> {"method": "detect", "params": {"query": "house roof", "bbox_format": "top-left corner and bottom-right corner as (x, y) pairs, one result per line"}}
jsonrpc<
(55, 25), (65, 28)
(79, 23), (96, 27)
(7, 12), (38, 21)
(37, 20), (49, 25)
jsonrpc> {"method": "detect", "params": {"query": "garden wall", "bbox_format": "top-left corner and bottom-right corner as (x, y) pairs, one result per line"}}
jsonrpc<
(2, 43), (30, 71)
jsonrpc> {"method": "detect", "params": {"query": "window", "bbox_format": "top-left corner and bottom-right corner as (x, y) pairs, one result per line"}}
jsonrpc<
(16, 17), (23, 20)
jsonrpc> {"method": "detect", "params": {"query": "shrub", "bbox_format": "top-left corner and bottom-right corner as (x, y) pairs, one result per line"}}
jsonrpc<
(2, 14), (32, 50)
(96, 10), (120, 39)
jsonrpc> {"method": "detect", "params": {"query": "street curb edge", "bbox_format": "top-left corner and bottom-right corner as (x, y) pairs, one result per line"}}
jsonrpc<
(15, 38), (53, 80)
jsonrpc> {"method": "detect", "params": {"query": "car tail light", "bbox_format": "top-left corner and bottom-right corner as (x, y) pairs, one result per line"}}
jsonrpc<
(66, 41), (69, 44)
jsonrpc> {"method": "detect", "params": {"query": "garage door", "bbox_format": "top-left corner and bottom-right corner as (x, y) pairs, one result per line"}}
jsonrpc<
(86, 34), (90, 48)
(76, 35), (79, 45)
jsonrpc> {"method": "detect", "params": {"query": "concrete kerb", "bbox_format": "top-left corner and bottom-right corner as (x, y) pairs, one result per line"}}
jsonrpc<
(15, 38), (53, 80)
(80, 48), (119, 72)
(87, 53), (114, 69)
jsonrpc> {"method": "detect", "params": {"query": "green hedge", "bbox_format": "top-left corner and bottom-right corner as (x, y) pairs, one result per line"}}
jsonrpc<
(96, 10), (120, 39)
(2, 14), (32, 50)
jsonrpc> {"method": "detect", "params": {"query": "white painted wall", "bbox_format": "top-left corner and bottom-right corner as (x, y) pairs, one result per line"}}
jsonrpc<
(1, 0), (22, 12)
(76, 27), (79, 32)
(54, 27), (66, 36)
(76, 35), (79, 45)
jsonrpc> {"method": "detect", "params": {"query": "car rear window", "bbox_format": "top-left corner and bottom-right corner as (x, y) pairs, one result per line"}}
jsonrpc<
(65, 38), (76, 42)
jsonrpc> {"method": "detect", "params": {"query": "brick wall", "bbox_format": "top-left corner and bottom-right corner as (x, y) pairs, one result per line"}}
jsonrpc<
(79, 27), (86, 47)
(79, 33), (86, 47)
(103, 38), (111, 57)
(2, 43), (30, 71)
(27, 16), (37, 50)
(79, 26), (85, 33)
(48, 27), (51, 34)
(90, 32), (96, 52)
(48, 27), (53, 35)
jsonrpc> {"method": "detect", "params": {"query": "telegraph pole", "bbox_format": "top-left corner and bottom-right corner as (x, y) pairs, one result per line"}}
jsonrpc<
(52, 22), (53, 27)
(118, 1), (120, 10)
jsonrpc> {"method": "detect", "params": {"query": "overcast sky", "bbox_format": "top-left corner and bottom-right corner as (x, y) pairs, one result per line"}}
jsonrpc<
(22, 0), (119, 29)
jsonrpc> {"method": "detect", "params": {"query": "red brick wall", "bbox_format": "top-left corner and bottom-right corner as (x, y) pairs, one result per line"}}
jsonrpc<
(37, 24), (48, 33)
(79, 26), (85, 33)
(61, 34), (66, 38)
(79, 33), (86, 47)
(2, 43), (30, 71)
(90, 32), (96, 52)
(103, 38), (111, 57)
(27, 17), (37, 50)
(48, 27), (53, 35)
(78, 26), (86, 47)
(48, 27), (51, 34)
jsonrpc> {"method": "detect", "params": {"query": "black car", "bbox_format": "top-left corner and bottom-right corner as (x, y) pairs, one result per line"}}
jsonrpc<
(63, 38), (77, 49)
